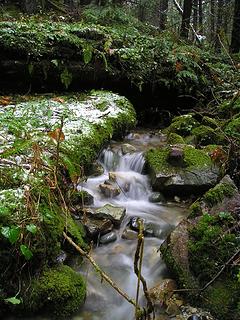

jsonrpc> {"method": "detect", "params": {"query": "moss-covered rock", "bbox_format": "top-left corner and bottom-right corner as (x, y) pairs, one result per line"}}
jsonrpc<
(145, 145), (219, 196)
(191, 125), (225, 146)
(167, 132), (185, 145)
(202, 174), (237, 207)
(27, 265), (86, 318)
(164, 115), (200, 137)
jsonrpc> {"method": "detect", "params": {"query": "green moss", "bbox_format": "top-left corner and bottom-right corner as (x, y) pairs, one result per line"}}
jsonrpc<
(183, 146), (212, 168)
(203, 182), (236, 207)
(202, 116), (221, 129)
(191, 125), (225, 146)
(145, 147), (170, 173)
(188, 213), (237, 282)
(189, 201), (202, 218)
(202, 279), (240, 320)
(145, 145), (212, 174)
(28, 265), (86, 318)
(165, 115), (200, 137)
(167, 132), (185, 144)
(225, 116), (240, 139)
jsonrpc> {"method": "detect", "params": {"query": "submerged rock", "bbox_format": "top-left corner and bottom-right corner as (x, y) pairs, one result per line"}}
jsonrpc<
(121, 228), (138, 240)
(121, 143), (137, 154)
(99, 231), (117, 244)
(95, 204), (126, 226)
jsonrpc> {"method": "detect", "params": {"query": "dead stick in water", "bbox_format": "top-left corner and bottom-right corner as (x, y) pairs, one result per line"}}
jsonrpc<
(134, 219), (154, 319)
(63, 231), (139, 308)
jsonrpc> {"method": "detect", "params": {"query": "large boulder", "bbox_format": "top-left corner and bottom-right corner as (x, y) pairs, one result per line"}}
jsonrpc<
(145, 145), (220, 196)
(161, 176), (240, 320)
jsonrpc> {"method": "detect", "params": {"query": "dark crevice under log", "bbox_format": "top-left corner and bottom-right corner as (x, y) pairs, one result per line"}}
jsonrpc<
(0, 58), (197, 127)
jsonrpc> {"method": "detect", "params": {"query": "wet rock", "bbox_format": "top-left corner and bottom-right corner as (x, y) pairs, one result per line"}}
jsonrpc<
(84, 218), (113, 239)
(90, 161), (104, 177)
(99, 182), (120, 198)
(99, 231), (117, 244)
(121, 228), (138, 240)
(145, 222), (173, 239)
(129, 216), (145, 231)
(70, 190), (94, 206)
(95, 204), (126, 226)
(149, 192), (166, 203)
(121, 143), (137, 154)
(56, 250), (68, 264)
(187, 315), (201, 320)
(149, 279), (177, 305)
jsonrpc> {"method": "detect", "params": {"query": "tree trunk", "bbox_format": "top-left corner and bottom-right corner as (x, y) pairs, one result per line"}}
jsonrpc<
(159, 0), (169, 30)
(210, 0), (215, 43)
(230, 0), (240, 53)
(180, 0), (193, 39)
(193, 0), (198, 31)
(21, 0), (42, 13)
(215, 0), (224, 51)
(198, 0), (203, 32)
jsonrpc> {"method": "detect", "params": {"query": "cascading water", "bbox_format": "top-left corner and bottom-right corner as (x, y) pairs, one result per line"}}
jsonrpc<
(74, 132), (187, 320)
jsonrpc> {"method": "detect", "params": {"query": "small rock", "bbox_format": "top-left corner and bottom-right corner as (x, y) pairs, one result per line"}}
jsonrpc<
(121, 228), (138, 240)
(129, 216), (145, 231)
(56, 251), (67, 264)
(99, 182), (120, 198)
(149, 192), (166, 203)
(121, 143), (137, 154)
(174, 196), (181, 203)
(70, 190), (94, 206)
(99, 231), (117, 244)
(95, 204), (126, 226)
(167, 147), (186, 167)
(149, 279), (177, 305)
(84, 218), (113, 239)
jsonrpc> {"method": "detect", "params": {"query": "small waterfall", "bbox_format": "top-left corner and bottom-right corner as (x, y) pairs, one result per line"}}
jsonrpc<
(76, 133), (187, 320)
(117, 152), (145, 173)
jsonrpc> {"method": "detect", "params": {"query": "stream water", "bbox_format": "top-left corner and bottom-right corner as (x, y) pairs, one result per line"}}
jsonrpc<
(71, 131), (187, 320)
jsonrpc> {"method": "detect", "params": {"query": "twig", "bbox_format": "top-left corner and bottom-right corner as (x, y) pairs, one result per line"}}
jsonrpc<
(134, 219), (154, 319)
(63, 231), (138, 308)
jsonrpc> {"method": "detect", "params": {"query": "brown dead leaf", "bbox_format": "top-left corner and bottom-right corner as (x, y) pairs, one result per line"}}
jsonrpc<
(175, 61), (184, 72)
(48, 128), (65, 142)
(0, 96), (11, 106)
(52, 97), (65, 103)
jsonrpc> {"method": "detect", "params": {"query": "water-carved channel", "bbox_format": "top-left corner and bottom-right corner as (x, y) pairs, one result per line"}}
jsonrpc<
(72, 131), (187, 320)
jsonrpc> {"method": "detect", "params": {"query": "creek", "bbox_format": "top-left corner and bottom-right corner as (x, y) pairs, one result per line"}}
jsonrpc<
(71, 131), (187, 320)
